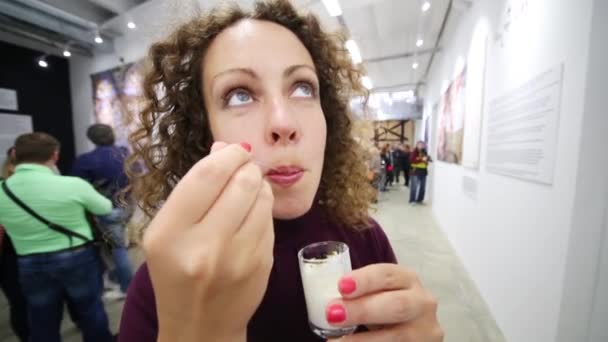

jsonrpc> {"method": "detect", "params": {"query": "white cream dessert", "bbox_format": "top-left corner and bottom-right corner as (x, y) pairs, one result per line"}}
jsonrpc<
(300, 252), (352, 330)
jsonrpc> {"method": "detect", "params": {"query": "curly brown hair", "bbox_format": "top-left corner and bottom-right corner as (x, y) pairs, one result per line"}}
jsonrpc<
(126, 0), (375, 234)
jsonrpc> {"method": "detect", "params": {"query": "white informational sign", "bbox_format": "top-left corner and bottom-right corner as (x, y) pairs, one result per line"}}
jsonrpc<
(485, 64), (564, 184)
(0, 113), (33, 167)
(0, 88), (18, 111)
(462, 175), (479, 200)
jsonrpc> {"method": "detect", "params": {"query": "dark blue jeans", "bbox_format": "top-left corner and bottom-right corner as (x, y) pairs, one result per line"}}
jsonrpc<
(17, 245), (113, 342)
(98, 208), (133, 292)
(409, 174), (427, 203)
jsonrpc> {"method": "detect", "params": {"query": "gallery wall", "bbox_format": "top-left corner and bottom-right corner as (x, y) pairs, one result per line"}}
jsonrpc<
(421, 0), (597, 341)
(556, 0), (608, 340)
(0, 41), (76, 173)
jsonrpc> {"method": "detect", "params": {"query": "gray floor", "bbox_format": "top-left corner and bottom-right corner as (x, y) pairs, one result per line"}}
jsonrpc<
(373, 184), (506, 342)
(0, 185), (505, 341)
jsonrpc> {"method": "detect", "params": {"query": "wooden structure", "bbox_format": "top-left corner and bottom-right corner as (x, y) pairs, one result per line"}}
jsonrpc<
(373, 120), (414, 145)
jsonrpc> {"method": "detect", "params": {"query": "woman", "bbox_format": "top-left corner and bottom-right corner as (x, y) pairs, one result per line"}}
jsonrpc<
(409, 141), (432, 205)
(119, 1), (442, 341)
(0, 147), (29, 341)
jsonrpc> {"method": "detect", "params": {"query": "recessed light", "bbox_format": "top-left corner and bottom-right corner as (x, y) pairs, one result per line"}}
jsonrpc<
(322, 0), (342, 17)
(416, 39), (424, 47)
(38, 59), (48, 68)
(63, 50), (71, 57)
(127, 21), (136, 29)
(422, 1), (431, 12)
(412, 62), (419, 69)
(94, 34), (103, 44)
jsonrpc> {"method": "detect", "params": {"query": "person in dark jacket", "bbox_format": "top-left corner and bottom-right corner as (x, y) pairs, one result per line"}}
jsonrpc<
(71, 124), (133, 299)
(391, 144), (403, 184)
(380, 144), (393, 188)
(394, 143), (411, 186)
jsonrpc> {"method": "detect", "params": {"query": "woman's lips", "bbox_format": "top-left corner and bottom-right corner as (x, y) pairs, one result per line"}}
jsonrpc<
(266, 166), (304, 187)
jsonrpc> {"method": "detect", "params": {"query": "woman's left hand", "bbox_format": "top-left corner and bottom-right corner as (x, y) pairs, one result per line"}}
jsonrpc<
(327, 264), (443, 341)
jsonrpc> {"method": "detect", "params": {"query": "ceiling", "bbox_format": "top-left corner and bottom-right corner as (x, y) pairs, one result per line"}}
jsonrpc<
(0, 0), (459, 92)
(0, 0), (148, 55)
(292, 0), (454, 94)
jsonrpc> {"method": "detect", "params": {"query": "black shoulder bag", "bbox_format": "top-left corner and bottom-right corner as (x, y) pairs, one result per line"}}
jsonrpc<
(1, 181), (91, 248)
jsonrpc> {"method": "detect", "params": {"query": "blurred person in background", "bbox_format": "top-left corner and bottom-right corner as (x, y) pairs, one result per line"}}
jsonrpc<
(0, 146), (29, 342)
(400, 144), (411, 187)
(392, 143), (406, 185)
(409, 141), (432, 205)
(72, 124), (134, 299)
(0, 132), (113, 342)
(380, 144), (394, 188)
(1, 147), (16, 179)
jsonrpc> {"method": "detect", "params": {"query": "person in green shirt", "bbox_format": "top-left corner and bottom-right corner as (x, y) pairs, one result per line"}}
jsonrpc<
(0, 132), (113, 342)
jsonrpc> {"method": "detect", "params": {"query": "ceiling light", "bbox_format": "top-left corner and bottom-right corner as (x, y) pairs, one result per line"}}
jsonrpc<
(94, 33), (103, 44)
(422, 1), (431, 12)
(38, 59), (48, 68)
(362, 76), (373, 89)
(412, 62), (419, 69)
(416, 39), (424, 47)
(322, 0), (342, 17)
(63, 49), (71, 57)
(345, 39), (362, 64)
(127, 21), (136, 29)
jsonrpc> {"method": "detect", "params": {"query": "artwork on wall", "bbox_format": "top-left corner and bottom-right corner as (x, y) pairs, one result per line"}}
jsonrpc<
(437, 67), (467, 164)
(91, 60), (146, 148)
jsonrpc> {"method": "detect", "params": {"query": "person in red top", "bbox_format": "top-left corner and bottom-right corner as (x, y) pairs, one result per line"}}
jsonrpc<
(409, 141), (432, 204)
(118, 1), (443, 341)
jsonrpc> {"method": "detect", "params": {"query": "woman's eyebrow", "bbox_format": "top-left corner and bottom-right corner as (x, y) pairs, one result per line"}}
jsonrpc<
(284, 64), (316, 77)
(212, 68), (259, 82)
(211, 64), (316, 83)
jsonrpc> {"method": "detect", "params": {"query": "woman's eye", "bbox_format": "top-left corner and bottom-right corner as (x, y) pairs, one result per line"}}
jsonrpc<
(226, 90), (253, 106)
(291, 83), (314, 98)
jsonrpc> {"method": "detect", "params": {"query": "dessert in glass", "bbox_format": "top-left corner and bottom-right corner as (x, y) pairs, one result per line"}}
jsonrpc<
(298, 241), (357, 338)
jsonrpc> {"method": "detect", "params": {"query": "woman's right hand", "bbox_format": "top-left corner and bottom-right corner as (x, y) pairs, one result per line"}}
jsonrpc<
(144, 142), (275, 342)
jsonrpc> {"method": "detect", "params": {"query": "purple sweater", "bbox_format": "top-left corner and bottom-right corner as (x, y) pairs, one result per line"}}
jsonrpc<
(118, 204), (397, 341)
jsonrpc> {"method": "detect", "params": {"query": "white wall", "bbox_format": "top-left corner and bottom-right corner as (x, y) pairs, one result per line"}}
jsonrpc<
(423, 0), (595, 341)
(556, 0), (608, 340)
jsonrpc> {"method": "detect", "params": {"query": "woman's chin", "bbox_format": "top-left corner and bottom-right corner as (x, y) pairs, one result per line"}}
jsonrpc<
(271, 195), (314, 220)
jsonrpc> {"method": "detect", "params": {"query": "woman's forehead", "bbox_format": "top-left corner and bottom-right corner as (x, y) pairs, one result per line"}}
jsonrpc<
(202, 19), (315, 78)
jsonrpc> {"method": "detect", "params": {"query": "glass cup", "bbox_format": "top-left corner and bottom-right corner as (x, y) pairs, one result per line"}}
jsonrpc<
(298, 241), (357, 339)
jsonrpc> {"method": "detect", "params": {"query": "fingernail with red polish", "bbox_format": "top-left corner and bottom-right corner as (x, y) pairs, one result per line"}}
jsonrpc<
(326, 304), (346, 324)
(239, 142), (252, 152)
(339, 277), (357, 295)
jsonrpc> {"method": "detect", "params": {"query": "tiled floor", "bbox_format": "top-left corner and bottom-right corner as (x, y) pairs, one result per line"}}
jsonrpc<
(0, 185), (505, 341)
(372, 184), (506, 342)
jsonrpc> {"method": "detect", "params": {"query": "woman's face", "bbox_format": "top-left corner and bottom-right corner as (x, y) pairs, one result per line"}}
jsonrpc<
(202, 20), (327, 220)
